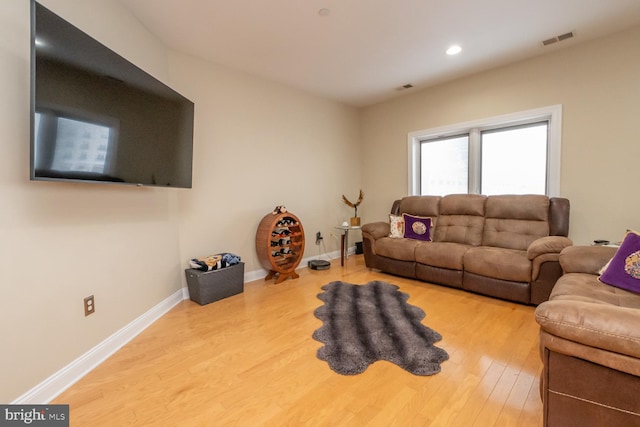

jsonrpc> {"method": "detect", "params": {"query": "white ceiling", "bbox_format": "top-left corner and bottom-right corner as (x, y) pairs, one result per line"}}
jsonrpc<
(118, 0), (640, 107)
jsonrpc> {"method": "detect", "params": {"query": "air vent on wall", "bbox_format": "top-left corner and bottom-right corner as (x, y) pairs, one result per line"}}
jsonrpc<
(542, 31), (574, 46)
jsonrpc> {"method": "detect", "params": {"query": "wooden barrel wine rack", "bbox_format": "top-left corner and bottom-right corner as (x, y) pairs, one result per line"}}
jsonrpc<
(255, 211), (305, 284)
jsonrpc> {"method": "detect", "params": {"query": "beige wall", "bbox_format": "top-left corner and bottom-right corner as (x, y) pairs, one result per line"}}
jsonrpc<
(361, 26), (640, 245)
(0, 0), (181, 403)
(1, 0), (361, 402)
(168, 51), (361, 274)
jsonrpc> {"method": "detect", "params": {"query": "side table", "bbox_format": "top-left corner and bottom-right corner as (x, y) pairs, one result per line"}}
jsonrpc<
(334, 225), (361, 266)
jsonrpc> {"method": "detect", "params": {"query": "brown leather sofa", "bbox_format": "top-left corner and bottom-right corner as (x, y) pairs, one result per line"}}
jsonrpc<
(361, 194), (571, 305)
(535, 245), (640, 426)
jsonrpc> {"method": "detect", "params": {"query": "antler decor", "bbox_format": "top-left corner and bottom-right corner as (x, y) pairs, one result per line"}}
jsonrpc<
(342, 190), (364, 218)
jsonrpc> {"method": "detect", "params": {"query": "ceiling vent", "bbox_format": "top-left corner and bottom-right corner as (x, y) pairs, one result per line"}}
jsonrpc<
(542, 31), (574, 47)
(397, 83), (414, 91)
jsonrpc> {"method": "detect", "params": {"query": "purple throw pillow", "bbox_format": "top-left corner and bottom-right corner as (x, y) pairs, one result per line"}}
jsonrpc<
(599, 230), (640, 293)
(402, 213), (432, 241)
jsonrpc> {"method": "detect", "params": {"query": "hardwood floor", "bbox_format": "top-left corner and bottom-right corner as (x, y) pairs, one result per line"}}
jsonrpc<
(54, 255), (544, 426)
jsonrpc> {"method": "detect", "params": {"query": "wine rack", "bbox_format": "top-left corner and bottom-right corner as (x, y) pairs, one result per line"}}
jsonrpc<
(255, 211), (305, 284)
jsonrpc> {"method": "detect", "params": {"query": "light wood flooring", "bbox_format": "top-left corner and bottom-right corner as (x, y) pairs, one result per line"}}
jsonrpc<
(54, 255), (544, 426)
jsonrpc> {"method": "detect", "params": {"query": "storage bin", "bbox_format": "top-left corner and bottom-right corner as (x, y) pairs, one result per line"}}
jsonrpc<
(185, 262), (244, 305)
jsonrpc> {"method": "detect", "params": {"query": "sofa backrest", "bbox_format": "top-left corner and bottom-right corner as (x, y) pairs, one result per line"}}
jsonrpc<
(391, 194), (570, 249)
(482, 195), (550, 250)
(433, 194), (486, 245)
(397, 196), (441, 217)
(549, 197), (570, 236)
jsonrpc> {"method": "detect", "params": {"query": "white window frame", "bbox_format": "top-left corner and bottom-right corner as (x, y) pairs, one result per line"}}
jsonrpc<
(408, 104), (562, 197)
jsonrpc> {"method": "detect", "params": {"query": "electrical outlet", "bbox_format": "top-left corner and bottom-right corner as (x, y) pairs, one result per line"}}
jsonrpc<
(84, 295), (95, 316)
(316, 231), (323, 245)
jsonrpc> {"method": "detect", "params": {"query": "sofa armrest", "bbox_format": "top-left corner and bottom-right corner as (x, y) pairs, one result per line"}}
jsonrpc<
(536, 300), (640, 359)
(527, 236), (573, 260)
(559, 245), (618, 274)
(361, 222), (390, 240)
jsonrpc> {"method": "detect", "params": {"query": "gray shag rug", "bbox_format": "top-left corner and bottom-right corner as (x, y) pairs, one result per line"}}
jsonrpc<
(312, 280), (449, 376)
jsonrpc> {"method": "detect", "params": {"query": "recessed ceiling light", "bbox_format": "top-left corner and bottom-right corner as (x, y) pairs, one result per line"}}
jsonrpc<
(318, 8), (330, 16)
(446, 45), (462, 55)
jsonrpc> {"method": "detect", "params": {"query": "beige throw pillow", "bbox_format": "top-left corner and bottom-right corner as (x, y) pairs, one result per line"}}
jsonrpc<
(389, 214), (404, 238)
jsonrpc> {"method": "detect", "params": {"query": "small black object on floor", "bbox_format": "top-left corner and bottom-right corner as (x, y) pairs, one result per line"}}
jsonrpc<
(308, 260), (331, 270)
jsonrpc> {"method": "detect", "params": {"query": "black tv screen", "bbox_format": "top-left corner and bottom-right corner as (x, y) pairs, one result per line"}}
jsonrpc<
(30, 1), (194, 188)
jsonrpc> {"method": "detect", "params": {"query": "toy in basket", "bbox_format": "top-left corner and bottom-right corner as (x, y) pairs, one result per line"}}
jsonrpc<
(185, 253), (243, 305)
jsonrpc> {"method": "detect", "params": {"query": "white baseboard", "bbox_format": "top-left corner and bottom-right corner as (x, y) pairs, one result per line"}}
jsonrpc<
(301, 249), (343, 268)
(16, 249), (356, 404)
(12, 288), (185, 404)
(242, 249), (344, 283)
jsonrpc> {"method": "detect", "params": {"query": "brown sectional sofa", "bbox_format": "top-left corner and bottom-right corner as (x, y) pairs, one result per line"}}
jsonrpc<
(535, 245), (640, 426)
(361, 194), (571, 305)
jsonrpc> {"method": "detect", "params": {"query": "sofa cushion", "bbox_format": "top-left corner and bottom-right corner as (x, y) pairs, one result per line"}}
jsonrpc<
(482, 195), (550, 251)
(433, 194), (486, 245)
(536, 274), (640, 358)
(463, 246), (532, 282)
(375, 237), (421, 261)
(415, 242), (471, 270)
(549, 272), (640, 308)
(599, 230), (640, 294)
(403, 214), (432, 241)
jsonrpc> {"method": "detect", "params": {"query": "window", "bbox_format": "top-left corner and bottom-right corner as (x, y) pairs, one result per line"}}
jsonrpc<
(481, 122), (548, 195)
(408, 105), (562, 196)
(420, 135), (469, 195)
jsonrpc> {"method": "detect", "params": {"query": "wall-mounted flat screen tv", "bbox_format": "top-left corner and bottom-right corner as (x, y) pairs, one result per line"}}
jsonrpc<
(30, 1), (194, 188)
